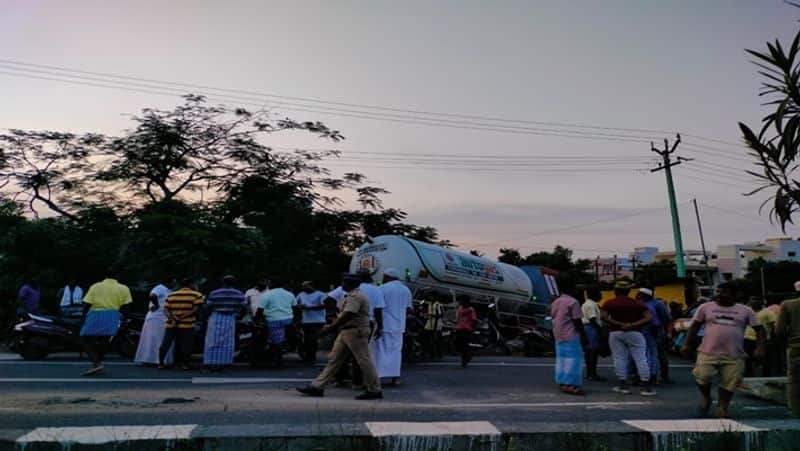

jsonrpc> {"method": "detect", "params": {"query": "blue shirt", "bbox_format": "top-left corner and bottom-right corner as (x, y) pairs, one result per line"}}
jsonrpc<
(296, 291), (327, 324)
(258, 288), (296, 321)
(645, 298), (671, 334)
(207, 287), (246, 314)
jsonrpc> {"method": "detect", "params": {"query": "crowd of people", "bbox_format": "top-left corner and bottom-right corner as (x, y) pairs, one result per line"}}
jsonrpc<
(15, 267), (416, 400)
(550, 278), (800, 418)
(16, 268), (800, 414)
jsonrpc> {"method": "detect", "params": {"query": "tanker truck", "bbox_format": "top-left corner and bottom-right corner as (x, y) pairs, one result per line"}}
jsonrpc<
(349, 235), (557, 355)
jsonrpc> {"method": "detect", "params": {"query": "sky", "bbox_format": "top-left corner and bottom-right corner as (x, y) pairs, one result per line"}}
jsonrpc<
(1, 0), (799, 259)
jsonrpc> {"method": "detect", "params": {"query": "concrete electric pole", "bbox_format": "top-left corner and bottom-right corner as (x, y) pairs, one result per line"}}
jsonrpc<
(651, 134), (691, 278)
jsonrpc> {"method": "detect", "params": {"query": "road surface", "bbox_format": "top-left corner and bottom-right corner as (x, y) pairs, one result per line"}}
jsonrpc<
(0, 352), (789, 430)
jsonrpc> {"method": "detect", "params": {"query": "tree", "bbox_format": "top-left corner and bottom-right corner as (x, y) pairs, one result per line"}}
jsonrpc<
(0, 95), (452, 319)
(498, 248), (523, 266)
(739, 28), (800, 230)
(0, 130), (105, 219)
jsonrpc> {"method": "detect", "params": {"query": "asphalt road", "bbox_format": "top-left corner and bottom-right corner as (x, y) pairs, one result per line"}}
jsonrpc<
(0, 352), (789, 430)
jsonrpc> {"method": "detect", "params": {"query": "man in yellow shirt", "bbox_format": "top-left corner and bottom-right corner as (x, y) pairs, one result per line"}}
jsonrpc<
(744, 298), (776, 377)
(80, 269), (133, 376)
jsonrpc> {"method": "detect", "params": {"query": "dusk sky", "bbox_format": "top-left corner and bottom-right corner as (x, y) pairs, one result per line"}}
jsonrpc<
(2, 1), (799, 259)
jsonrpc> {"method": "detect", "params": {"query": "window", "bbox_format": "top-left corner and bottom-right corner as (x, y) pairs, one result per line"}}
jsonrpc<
(723, 273), (733, 281)
(789, 251), (797, 258)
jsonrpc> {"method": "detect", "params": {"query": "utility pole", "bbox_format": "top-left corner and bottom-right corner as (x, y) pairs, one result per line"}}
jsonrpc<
(595, 256), (600, 283)
(692, 199), (714, 288)
(613, 254), (618, 281)
(651, 134), (691, 278)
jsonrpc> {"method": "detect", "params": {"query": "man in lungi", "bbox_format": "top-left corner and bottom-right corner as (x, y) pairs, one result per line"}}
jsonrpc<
(204, 275), (246, 372)
(80, 269), (133, 376)
(370, 268), (412, 387)
(297, 273), (383, 400)
(255, 279), (295, 368)
(550, 278), (587, 395)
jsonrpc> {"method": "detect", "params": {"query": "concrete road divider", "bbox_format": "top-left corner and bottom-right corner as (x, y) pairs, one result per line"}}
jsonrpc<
(2, 419), (800, 450)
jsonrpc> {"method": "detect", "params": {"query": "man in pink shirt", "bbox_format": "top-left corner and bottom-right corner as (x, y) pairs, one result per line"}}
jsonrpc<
(550, 278), (587, 395)
(682, 282), (765, 418)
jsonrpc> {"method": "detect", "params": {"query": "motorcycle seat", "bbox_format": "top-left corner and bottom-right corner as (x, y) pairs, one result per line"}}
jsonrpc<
(53, 317), (83, 328)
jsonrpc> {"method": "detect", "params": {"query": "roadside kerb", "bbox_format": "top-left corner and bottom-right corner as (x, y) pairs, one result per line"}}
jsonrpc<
(3, 419), (800, 451)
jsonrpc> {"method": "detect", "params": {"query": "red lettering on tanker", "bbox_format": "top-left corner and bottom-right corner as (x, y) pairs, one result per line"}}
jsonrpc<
(441, 253), (504, 282)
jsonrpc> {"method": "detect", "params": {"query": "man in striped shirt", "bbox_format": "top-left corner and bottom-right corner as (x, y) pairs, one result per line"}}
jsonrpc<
(203, 275), (246, 371)
(160, 278), (203, 370)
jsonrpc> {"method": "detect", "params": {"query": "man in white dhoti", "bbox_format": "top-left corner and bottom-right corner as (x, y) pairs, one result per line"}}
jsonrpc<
(135, 284), (173, 365)
(370, 268), (412, 386)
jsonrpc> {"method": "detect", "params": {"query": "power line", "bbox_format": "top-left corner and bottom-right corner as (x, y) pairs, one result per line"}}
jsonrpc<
(682, 133), (747, 149)
(0, 66), (663, 143)
(322, 162), (643, 173)
(682, 167), (755, 186)
(698, 202), (773, 224)
(467, 204), (676, 248)
(0, 59), (744, 150)
(0, 58), (677, 135)
(678, 172), (754, 190)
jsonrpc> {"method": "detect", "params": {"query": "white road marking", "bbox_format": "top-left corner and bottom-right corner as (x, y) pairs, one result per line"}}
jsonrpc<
(191, 377), (311, 384)
(417, 401), (649, 409)
(366, 421), (500, 437)
(623, 419), (766, 433)
(0, 360), (137, 366)
(0, 378), (188, 383)
(0, 377), (312, 384)
(416, 362), (693, 369)
(16, 424), (198, 444)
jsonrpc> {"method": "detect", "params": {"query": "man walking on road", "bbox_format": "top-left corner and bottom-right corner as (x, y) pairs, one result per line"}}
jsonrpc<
(601, 281), (655, 396)
(550, 278), (587, 395)
(297, 273), (383, 400)
(79, 269), (132, 376)
(371, 268), (412, 386)
(682, 283), (765, 418)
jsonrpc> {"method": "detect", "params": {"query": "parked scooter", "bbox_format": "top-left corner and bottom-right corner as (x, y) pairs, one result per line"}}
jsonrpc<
(9, 311), (143, 361)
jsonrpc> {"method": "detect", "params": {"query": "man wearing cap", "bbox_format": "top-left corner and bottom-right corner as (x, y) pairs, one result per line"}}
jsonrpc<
(296, 281), (327, 365)
(601, 281), (656, 396)
(297, 273), (383, 400)
(371, 268), (413, 386)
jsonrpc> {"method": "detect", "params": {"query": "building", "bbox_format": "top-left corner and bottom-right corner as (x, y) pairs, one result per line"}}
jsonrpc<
(714, 237), (800, 280)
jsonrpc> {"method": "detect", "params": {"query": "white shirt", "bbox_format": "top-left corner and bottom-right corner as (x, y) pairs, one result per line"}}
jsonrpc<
(60, 285), (84, 307)
(245, 287), (267, 316)
(359, 282), (386, 320)
(327, 286), (346, 310)
(582, 298), (603, 326)
(379, 280), (412, 333)
(146, 284), (171, 321)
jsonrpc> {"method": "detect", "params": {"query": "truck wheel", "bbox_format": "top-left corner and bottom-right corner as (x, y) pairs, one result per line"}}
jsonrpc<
(19, 339), (48, 361)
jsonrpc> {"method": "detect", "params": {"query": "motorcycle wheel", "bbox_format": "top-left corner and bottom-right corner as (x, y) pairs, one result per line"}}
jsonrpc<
(114, 333), (139, 359)
(18, 338), (49, 361)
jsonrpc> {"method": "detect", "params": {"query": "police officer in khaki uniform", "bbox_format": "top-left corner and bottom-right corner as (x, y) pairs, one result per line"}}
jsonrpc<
(297, 273), (383, 400)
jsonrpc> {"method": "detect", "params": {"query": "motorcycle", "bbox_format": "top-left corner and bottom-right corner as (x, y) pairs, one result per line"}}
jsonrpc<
(9, 311), (143, 361)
